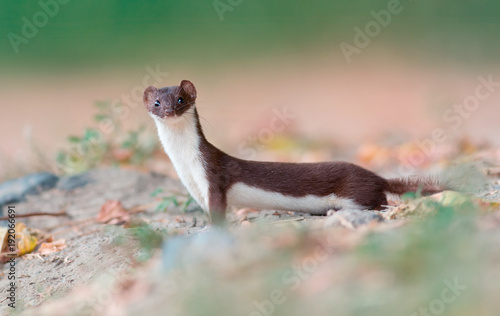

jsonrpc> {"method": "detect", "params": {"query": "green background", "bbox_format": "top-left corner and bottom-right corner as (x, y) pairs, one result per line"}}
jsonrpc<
(1, 0), (499, 73)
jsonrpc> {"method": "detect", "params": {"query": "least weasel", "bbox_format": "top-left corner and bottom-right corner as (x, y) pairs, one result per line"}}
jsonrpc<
(144, 80), (444, 224)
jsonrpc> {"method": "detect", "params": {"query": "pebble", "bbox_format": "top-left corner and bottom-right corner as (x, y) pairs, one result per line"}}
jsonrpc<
(324, 209), (384, 228)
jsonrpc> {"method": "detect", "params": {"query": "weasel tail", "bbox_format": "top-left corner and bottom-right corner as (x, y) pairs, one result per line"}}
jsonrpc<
(385, 177), (445, 196)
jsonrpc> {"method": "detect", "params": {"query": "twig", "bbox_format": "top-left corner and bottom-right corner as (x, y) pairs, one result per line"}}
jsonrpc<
(0, 211), (68, 221)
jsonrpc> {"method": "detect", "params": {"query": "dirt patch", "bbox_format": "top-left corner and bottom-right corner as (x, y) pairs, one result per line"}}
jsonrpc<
(0, 168), (197, 313)
(0, 151), (499, 315)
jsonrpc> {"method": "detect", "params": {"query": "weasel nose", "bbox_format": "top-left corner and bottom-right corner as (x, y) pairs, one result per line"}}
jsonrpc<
(165, 108), (174, 116)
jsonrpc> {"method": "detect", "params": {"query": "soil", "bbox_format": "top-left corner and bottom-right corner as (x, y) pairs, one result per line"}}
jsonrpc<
(0, 156), (499, 315)
(0, 167), (325, 314)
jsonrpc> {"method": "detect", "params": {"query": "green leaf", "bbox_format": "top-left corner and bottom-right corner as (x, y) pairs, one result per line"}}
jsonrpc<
(181, 196), (195, 213)
(68, 136), (81, 143)
(122, 140), (133, 149)
(83, 128), (101, 141)
(94, 114), (108, 122)
(169, 196), (180, 207)
(154, 201), (168, 213)
(150, 188), (163, 197)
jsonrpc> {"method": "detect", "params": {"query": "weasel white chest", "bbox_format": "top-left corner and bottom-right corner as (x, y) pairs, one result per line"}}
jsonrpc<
(154, 117), (210, 212)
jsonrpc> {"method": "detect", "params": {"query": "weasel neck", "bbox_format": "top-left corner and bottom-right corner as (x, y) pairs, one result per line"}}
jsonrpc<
(153, 107), (211, 211)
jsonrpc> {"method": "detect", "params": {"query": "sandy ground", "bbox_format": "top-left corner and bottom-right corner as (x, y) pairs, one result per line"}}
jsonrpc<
(0, 159), (498, 315)
(0, 168), (196, 313)
(0, 167), (326, 314)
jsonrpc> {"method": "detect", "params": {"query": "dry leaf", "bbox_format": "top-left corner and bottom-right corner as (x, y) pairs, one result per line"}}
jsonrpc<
(38, 239), (67, 255)
(357, 142), (390, 167)
(0, 227), (9, 253)
(112, 148), (133, 162)
(235, 208), (259, 218)
(15, 223), (38, 255)
(18, 234), (38, 256)
(458, 137), (478, 155)
(97, 200), (130, 225)
(0, 223), (39, 262)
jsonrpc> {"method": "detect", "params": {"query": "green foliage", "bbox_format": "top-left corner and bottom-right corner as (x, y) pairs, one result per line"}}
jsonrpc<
(181, 196), (197, 213)
(2, 1), (500, 72)
(56, 101), (157, 174)
(112, 221), (167, 262)
(151, 189), (201, 213)
(154, 196), (180, 213)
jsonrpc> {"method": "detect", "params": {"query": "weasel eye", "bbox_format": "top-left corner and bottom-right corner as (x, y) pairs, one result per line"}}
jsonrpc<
(177, 97), (184, 104)
(154, 100), (160, 107)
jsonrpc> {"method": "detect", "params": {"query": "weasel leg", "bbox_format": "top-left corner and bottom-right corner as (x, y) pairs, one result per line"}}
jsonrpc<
(208, 192), (227, 226)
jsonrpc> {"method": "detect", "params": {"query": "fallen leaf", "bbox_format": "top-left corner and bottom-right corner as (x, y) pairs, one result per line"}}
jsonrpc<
(357, 142), (390, 167)
(0, 227), (9, 253)
(396, 143), (432, 168)
(458, 137), (478, 155)
(112, 148), (133, 162)
(0, 223), (39, 262)
(235, 208), (259, 218)
(38, 239), (67, 255)
(15, 223), (38, 255)
(18, 233), (38, 256)
(97, 200), (130, 225)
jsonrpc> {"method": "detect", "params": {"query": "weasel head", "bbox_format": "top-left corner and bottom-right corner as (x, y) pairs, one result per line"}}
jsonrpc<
(143, 80), (197, 125)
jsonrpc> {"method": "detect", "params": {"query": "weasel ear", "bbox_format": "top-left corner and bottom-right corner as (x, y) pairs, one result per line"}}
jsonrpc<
(180, 80), (197, 100)
(143, 86), (158, 105)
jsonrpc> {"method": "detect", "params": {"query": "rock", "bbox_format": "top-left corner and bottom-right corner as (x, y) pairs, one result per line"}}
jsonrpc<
(56, 173), (91, 191)
(0, 172), (59, 206)
(324, 209), (384, 229)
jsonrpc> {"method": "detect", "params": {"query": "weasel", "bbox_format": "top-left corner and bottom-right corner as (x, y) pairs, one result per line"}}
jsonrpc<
(144, 80), (444, 224)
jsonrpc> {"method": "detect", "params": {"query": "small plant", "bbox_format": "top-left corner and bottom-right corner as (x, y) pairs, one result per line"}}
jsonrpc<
(151, 188), (201, 213)
(111, 221), (166, 262)
(56, 128), (107, 174)
(56, 101), (157, 174)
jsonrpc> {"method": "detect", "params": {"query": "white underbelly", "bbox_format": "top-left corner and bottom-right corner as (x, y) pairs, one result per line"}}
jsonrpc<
(226, 182), (361, 214)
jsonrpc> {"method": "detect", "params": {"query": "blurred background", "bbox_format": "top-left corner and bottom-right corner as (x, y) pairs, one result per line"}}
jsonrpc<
(2, 3), (500, 316)
(1, 0), (499, 178)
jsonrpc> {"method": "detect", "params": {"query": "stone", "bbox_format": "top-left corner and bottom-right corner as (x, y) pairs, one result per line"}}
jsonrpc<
(56, 173), (91, 191)
(0, 172), (59, 206)
(324, 209), (384, 228)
